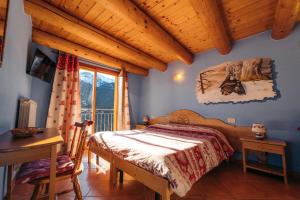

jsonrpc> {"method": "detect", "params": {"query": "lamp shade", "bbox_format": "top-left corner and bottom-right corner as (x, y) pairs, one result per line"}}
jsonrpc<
(252, 123), (266, 133)
(142, 115), (150, 123)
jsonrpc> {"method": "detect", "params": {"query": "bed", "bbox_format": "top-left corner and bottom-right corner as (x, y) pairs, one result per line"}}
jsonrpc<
(88, 110), (253, 200)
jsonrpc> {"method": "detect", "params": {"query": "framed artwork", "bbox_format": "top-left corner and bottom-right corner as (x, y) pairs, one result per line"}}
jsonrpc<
(195, 57), (277, 104)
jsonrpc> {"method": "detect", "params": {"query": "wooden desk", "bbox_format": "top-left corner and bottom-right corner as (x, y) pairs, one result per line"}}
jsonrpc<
(0, 128), (63, 200)
(241, 137), (287, 184)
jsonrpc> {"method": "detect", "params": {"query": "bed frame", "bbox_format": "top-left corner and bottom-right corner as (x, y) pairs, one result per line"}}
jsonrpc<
(89, 109), (253, 200)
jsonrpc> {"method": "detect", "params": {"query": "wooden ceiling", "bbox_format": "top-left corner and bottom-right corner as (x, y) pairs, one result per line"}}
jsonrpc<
(24, 0), (300, 76)
(0, 0), (7, 20)
(0, 0), (7, 36)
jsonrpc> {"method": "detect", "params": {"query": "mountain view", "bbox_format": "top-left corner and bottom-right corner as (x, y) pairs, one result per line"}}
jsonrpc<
(79, 70), (115, 109)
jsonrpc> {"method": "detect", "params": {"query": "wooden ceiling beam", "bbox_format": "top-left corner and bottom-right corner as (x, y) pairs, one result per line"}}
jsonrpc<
(189, 0), (232, 55)
(24, 0), (166, 72)
(0, 20), (4, 35)
(271, 0), (300, 40)
(32, 29), (149, 76)
(95, 0), (193, 65)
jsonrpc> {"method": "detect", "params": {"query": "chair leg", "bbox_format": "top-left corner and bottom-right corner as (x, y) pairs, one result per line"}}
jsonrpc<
(6, 165), (13, 200)
(44, 183), (49, 194)
(119, 170), (124, 184)
(31, 184), (42, 200)
(88, 149), (91, 167)
(96, 156), (99, 166)
(72, 176), (83, 200)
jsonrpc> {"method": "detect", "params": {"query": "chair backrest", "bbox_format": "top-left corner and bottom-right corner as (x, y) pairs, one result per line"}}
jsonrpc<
(68, 120), (93, 172)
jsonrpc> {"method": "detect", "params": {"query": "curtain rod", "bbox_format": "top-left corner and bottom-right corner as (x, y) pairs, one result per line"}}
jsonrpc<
(79, 58), (120, 73)
(51, 49), (120, 73)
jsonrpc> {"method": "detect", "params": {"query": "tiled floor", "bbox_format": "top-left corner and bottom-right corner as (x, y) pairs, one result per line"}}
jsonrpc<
(12, 154), (300, 200)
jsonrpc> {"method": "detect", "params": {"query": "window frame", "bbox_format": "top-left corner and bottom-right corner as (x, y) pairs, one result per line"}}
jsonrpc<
(79, 63), (119, 133)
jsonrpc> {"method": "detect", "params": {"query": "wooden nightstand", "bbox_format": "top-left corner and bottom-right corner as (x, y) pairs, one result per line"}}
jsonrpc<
(240, 137), (287, 184)
(135, 124), (147, 129)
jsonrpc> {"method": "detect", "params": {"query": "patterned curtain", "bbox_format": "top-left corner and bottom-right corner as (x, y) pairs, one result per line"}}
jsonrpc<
(46, 53), (81, 153)
(117, 70), (131, 130)
(123, 72), (131, 130)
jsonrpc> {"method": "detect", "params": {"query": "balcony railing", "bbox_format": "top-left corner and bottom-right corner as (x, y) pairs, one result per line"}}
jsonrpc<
(81, 108), (114, 132)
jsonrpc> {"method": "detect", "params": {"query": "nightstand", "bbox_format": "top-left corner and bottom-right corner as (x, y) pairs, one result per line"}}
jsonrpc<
(135, 124), (147, 129)
(240, 137), (287, 184)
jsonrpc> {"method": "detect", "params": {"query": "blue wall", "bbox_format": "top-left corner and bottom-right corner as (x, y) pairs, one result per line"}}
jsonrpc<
(0, 1), (32, 130)
(0, 2), (56, 197)
(129, 26), (300, 172)
(128, 74), (143, 127)
(0, 0), (32, 198)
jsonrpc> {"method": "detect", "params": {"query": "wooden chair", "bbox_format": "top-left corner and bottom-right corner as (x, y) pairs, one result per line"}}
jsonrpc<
(24, 120), (93, 200)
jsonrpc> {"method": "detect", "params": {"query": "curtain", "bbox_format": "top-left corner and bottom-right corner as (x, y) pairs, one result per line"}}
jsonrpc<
(46, 53), (81, 153)
(117, 70), (131, 130)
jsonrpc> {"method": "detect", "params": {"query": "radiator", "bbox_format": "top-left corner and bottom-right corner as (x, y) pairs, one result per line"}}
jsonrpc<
(18, 99), (37, 128)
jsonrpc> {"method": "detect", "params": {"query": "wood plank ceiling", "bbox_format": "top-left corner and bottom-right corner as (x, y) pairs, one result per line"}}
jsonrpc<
(24, 0), (300, 75)
(0, 0), (7, 36)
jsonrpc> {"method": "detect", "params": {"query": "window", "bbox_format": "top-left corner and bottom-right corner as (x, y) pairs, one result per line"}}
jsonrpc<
(79, 65), (118, 133)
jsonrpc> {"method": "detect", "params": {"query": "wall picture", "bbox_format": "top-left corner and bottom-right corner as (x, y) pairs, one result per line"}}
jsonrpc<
(195, 58), (277, 104)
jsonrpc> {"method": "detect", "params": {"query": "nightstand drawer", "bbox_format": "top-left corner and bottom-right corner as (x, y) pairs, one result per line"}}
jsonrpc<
(243, 142), (284, 154)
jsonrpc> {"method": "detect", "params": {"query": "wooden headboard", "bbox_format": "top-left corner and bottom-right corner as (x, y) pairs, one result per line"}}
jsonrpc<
(149, 109), (253, 152)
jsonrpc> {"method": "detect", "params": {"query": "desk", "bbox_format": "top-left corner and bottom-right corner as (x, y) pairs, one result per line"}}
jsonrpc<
(0, 128), (63, 200)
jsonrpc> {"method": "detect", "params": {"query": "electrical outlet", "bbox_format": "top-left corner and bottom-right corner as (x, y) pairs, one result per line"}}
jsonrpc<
(227, 118), (236, 124)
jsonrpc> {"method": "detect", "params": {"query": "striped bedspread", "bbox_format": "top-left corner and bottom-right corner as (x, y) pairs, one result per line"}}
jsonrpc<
(88, 123), (234, 197)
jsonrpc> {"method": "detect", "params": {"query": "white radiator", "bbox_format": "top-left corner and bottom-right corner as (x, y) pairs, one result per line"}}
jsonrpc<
(18, 99), (37, 128)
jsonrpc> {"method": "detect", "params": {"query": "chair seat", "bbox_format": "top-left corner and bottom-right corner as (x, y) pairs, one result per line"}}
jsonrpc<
(16, 155), (74, 184)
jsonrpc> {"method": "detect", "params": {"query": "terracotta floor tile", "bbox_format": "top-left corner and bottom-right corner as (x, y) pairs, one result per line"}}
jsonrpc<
(58, 192), (76, 200)
(86, 180), (144, 197)
(224, 181), (268, 199)
(11, 154), (300, 200)
(84, 196), (144, 200)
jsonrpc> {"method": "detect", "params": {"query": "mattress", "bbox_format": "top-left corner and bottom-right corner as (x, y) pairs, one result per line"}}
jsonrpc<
(88, 123), (234, 197)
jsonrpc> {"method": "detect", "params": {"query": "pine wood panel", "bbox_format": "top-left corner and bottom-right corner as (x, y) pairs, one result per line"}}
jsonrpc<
(0, 7), (6, 20)
(44, 0), (179, 62)
(133, 0), (213, 53)
(96, 0), (193, 64)
(32, 29), (149, 76)
(42, 0), (299, 65)
(0, 0), (7, 21)
(272, 0), (300, 39)
(298, 5), (300, 21)
(189, 0), (232, 54)
(27, 0), (167, 72)
(221, 0), (277, 40)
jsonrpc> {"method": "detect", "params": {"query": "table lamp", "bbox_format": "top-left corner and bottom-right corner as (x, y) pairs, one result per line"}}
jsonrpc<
(142, 115), (150, 125)
(252, 123), (266, 140)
